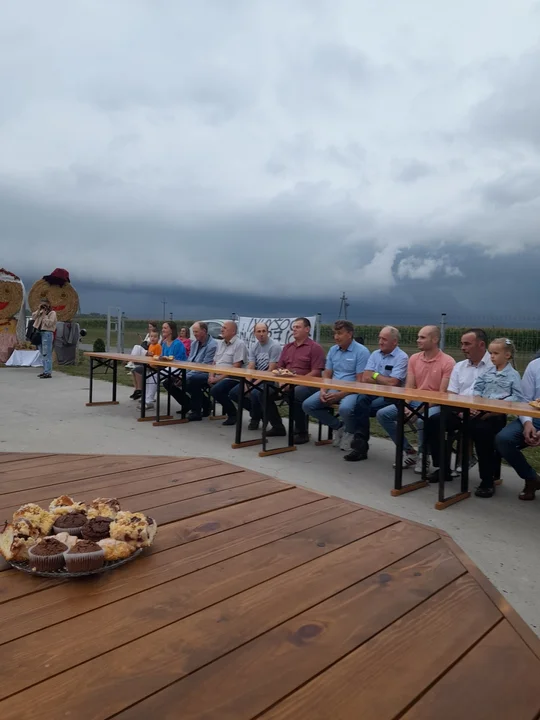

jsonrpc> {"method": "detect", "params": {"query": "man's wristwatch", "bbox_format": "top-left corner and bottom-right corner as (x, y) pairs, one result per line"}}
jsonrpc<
(372, 372), (380, 383)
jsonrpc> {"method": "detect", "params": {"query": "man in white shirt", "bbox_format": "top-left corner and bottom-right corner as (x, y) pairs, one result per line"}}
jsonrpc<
(209, 320), (248, 426)
(496, 357), (540, 501)
(425, 328), (492, 482)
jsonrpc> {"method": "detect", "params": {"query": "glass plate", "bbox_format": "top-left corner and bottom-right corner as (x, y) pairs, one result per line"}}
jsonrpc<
(9, 547), (143, 578)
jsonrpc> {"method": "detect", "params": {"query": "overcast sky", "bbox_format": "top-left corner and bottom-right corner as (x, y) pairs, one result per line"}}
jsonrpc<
(2, 0), (540, 322)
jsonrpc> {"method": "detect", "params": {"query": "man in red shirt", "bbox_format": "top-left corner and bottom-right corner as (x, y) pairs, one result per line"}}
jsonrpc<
(264, 317), (326, 444)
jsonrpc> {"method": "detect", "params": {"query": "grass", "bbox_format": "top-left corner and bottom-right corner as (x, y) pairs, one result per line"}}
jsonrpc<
(56, 353), (540, 473)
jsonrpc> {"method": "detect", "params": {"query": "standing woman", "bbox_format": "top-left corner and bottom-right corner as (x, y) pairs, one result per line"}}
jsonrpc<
(32, 299), (57, 378)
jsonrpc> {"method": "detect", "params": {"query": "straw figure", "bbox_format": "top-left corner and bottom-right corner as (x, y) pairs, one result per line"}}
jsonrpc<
(0, 268), (26, 363)
(28, 268), (81, 364)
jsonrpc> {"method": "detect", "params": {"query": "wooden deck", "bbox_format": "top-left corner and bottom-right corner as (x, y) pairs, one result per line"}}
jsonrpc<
(1, 452), (540, 720)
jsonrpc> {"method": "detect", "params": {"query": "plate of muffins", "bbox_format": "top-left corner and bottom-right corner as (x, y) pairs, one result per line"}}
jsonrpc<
(0, 495), (157, 577)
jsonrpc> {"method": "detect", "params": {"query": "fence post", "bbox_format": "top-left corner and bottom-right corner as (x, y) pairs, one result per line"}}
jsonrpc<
(315, 313), (322, 343)
(440, 313), (447, 351)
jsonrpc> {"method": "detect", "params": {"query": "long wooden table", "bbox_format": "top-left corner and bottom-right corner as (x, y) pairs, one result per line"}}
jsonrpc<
(84, 352), (540, 510)
(2, 452), (540, 719)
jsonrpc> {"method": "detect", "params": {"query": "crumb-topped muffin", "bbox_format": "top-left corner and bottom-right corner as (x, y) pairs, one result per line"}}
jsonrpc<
(49, 495), (86, 517)
(110, 512), (157, 548)
(98, 538), (134, 561)
(86, 498), (121, 519)
(13, 504), (55, 535)
(0, 518), (41, 561)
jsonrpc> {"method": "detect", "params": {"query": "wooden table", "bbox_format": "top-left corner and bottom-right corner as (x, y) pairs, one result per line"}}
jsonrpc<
(84, 352), (540, 510)
(1, 452), (540, 719)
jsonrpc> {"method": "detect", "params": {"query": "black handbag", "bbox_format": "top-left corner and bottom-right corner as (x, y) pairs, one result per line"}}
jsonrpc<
(27, 320), (42, 346)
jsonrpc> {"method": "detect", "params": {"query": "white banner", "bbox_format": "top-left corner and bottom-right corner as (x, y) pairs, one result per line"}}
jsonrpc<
(237, 316), (317, 351)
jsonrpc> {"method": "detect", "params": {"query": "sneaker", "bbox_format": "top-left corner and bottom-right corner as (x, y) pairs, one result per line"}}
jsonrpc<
(455, 454), (478, 474)
(130, 390), (142, 400)
(126, 362), (135, 370)
(137, 401), (154, 411)
(340, 431), (354, 452)
(187, 411), (202, 422)
(332, 425), (345, 448)
(393, 451), (417, 469)
(414, 453), (430, 475)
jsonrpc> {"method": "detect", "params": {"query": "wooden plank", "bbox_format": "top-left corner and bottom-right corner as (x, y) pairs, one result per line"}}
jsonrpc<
(0, 497), (357, 641)
(0, 453), (55, 464)
(144, 478), (294, 526)
(0, 509), (395, 699)
(0, 459), (229, 514)
(0, 522), (437, 719)
(258, 575), (502, 720)
(0, 453), (93, 477)
(115, 541), (467, 720)
(0, 455), (186, 494)
(0, 487), (322, 605)
(401, 621), (540, 720)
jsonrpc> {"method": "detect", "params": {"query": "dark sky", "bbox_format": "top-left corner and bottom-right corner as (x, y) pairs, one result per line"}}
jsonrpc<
(2, 1), (540, 329)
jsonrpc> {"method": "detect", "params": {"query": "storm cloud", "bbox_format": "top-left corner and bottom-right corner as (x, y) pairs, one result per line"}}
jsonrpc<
(1, 0), (539, 321)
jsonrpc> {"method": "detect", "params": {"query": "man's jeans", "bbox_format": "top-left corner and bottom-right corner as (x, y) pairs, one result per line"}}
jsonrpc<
(353, 395), (394, 440)
(495, 418), (540, 481)
(302, 391), (358, 434)
(228, 382), (285, 427)
(210, 378), (240, 418)
(376, 401), (440, 453)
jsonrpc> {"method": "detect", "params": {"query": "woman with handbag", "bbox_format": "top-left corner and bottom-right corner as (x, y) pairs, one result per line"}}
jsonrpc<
(31, 299), (57, 378)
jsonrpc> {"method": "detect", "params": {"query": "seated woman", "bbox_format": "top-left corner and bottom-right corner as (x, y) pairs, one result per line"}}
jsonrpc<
(471, 337), (524, 498)
(178, 326), (191, 356)
(138, 321), (186, 411)
(130, 330), (162, 400)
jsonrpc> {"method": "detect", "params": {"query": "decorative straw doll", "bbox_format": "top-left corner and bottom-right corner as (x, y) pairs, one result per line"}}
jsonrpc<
(0, 268), (26, 363)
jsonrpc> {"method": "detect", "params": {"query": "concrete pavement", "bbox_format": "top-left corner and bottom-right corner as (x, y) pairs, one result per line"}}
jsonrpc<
(1, 366), (539, 635)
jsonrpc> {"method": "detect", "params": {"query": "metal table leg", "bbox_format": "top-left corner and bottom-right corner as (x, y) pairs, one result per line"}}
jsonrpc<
(435, 406), (471, 509)
(391, 400), (428, 497)
(259, 384), (297, 457)
(86, 356), (120, 407)
(232, 379), (263, 449)
(152, 366), (183, 427)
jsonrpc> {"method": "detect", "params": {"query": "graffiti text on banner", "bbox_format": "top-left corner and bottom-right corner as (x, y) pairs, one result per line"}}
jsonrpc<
(237, 316), (316, 349)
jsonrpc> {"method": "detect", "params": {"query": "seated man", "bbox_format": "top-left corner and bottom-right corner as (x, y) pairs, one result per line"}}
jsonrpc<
(375, 325), (455, 470)
(209, 320), (247, 426)
(344, 326), (408, 462)
(425, 328), (492, 482)
(495, 356), (540, 501)
(163, 321), (217, 420)
(261, 317), (326, 444)
(228, 322), (282, 432)
(302, 320), (369, 448)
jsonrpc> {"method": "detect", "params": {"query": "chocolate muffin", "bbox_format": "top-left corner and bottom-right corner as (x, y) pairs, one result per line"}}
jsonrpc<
(81, 516), (113, 542)
(28, 537), (68, 572)
(52, 511), (87, 537)
(64, 539), (105, 572)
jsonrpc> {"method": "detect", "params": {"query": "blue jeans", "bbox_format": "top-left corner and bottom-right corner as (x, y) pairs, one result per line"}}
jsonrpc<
(376, 401), (440, 452)
(210, 378), (240, 418)
(40, 331), (54, 375)
(302, 391), (358, 434)
(185, 371), (210, 414)
(353, 395), (394, 440)
(495, 418), (540, 481)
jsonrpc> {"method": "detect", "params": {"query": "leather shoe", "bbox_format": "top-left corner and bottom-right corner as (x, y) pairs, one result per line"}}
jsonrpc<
(222, 416), (237, 426)
(343, 449), (368, 462)
(519, 475), (540, 501)
(293, 433), (309, 445)
(266, 425), (287, 437)
(187, 412), (202, 422)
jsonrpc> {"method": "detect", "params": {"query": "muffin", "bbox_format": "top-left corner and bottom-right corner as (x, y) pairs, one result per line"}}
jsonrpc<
(81, 516), (112, 541)
(49, 495), (86, 517)
(28, 537), (68, 572)
(110, 512), (157, 548)
(52, 511), (87, 537)
(64, 539), (105, 573)
(13, 504), (55, 535)
(98, 538), (134, 561)
(86, 498), (121, 519)
(0, 518), (41, 561)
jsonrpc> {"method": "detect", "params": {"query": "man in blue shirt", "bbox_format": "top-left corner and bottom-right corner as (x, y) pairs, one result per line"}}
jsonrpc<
(302, 320), (369, 447)
(495, 357), (540, 501)
(164, 321), (218, 420)
(344, 326), (409, 462)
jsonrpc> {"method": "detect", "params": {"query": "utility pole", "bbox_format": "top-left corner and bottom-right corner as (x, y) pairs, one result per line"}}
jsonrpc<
(338, 292), (349, 320)
(161, 300), (167, 320)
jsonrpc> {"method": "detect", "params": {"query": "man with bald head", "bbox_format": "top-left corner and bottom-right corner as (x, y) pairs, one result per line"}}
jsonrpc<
(209, 320), (248, 426)
(374, 324), (455, 469)
(229, 322), (282, 432)
(344, 326), (408, 460)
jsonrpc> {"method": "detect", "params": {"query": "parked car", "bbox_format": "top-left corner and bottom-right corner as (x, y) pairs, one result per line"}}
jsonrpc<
(189, 319), (227, 341)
